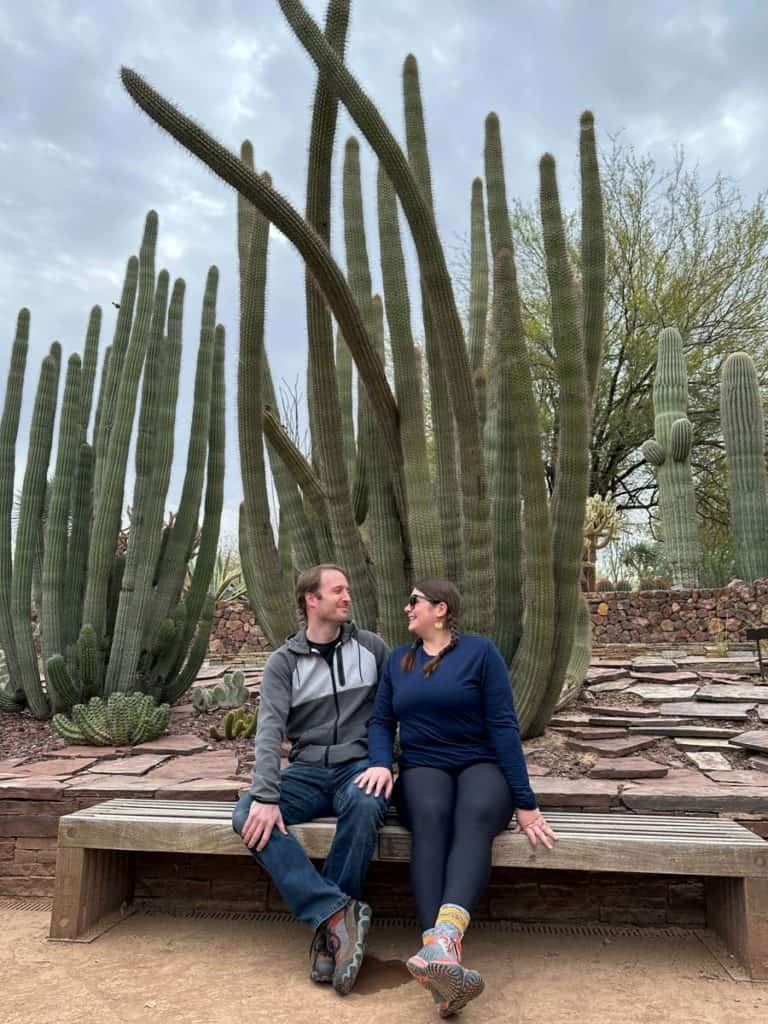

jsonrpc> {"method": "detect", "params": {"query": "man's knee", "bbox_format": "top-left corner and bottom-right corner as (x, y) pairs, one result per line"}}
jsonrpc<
(232, 793), (253, 835)
(338, 782), (388, 824)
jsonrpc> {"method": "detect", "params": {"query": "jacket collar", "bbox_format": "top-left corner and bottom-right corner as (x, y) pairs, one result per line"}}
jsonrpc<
(285, 620), (357, 655)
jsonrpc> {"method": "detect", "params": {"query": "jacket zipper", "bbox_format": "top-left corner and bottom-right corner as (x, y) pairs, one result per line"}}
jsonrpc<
(325, 642), (342, 766)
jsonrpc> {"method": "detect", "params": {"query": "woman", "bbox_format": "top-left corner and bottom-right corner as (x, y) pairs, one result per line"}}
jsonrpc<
(355, 578), (555, 1017)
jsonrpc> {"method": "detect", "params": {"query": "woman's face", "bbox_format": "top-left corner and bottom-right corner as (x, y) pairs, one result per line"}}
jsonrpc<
(404, 589), (446, 636)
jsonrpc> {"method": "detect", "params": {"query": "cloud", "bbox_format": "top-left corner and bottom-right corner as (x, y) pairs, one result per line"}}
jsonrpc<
(2, 0), (767, 521)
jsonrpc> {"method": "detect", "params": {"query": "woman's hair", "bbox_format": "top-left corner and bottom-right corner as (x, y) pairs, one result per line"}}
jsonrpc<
(401, 577), (462, 677)
(295, 563), (348, 624)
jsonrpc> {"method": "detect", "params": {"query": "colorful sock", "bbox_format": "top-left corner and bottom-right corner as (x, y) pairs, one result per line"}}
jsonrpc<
(434, 903), (470, 941)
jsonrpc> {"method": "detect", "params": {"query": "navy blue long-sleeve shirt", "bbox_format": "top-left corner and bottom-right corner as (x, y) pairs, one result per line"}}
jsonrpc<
(367, 633), (537, 810)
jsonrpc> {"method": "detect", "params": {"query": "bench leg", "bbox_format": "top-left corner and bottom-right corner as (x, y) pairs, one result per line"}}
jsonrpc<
(705, 876), (768, 980)
(50, 846), (135, 940)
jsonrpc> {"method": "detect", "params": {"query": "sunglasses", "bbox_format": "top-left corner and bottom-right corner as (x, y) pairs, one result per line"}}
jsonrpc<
(406, 594), (440, 608)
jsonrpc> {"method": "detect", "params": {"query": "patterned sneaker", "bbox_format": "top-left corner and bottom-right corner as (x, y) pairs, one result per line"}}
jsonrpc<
(324, 899), (372, 995)
(406, 932), (464, 1006)
(437, 968), (485, 1018)
(309, 926), (334, 984)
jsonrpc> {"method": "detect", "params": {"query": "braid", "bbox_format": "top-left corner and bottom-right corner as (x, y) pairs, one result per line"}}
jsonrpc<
(401, 638), (423, 673)
(422, 614), (460, 677)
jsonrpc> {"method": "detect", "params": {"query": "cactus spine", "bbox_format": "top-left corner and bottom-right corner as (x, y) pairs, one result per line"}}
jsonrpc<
(642, 328), (701, 588)
(721, 352), (768, 581)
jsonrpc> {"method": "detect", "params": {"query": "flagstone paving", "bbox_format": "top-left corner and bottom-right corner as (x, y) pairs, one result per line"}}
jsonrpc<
(628, 671), (700, 685)
(660, 701), (755, 719)
(706, 770), (768, 786)
(565, 736), (657, 757)
(683, 751), (731, 772)
(588, 757), (668, 780)
(730, 730), (768, 755)
(696, 684), (768, 702)
(87, 754), (168, 775)
(626, 684), (700, 701)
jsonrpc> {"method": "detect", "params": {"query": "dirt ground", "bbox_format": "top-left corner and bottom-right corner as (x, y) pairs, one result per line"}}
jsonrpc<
(5, 906), (767, 1024)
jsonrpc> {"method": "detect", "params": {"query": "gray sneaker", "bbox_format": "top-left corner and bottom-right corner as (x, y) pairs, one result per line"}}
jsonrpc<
(309, 926), (334, 984)
(324, 899), (372, 995)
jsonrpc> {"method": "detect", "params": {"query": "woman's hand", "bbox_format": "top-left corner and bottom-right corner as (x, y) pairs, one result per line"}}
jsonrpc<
(513, 807), (557, 849)
(354, 766), (394, 798)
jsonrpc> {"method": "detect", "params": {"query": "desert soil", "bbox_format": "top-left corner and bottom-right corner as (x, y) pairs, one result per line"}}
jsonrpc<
(5, 905), (767, 1024)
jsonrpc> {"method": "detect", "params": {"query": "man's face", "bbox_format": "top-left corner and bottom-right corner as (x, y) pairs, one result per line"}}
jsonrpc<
(305, 569), (351, 626)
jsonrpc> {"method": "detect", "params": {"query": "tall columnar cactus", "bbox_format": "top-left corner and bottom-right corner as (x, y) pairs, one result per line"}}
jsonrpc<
(641, 327), (701, 588)
(0, 213), (225, 720)
(720, 352), (768, 581)
(121, 0), (605, 737)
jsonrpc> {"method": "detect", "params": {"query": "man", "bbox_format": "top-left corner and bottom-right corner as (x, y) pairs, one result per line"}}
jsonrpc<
(232, 564), (391, 995)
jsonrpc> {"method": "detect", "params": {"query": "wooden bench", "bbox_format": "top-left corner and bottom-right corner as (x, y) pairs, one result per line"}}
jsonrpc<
(50, 799), (768, 979)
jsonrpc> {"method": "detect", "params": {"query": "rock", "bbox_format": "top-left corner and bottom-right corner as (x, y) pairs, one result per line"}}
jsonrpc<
(87, 754), (169, 776)
(730, 731), (768, 756)
(696, 685), (768, 703)
(589, 716), (679, 729)
(131, 735), (208, 755)
(622, 782), (768, 813)
(628, 725), (741, 739)
(629, 657), (678, 673)
(586, 679), (631, 694)
(525, 778), (620, 809)
(660, 701), (754, 720)
(588, 758), (668, 780)
(557, 727), (628, 740)
(706, 771), (768, 786)
(683, 751), (731, 772)
(587, 705), (663, 719)
(749, 756), (768, 772)
(586, 667), (629, 683)
(628, 671), (700, 684)
(565, 736), (657, 757)
(675, 738), (741, 752)
(626, 685), (700, 702)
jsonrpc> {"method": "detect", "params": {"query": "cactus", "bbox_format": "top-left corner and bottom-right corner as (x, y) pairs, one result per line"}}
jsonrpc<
(191, 669), (249, 712)
(641, 327), (701, 588)
(120, 1), (606, 737)
(0, 212), (224, 723)
(53, 692), (170, 746)
(210, 707), (258, 741)
(720, 352), (768, 582)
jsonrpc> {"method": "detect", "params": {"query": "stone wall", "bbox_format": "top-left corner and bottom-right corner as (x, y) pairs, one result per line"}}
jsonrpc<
(208, 601), (271, 659)
(588, 578), (768, 647)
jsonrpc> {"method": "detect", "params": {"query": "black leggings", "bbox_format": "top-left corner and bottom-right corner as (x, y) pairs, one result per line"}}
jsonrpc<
(395, 762), (515, 931)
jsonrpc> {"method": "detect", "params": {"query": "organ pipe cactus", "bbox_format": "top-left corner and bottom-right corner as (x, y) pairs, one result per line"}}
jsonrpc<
(0, 213), (224, 720)
(120, 0), (606, 737)
(641, 327), (701, 588)
(720, 352), (768, 581)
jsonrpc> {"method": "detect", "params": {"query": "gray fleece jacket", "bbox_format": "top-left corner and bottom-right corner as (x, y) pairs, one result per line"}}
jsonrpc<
(249, 622), (390, 804)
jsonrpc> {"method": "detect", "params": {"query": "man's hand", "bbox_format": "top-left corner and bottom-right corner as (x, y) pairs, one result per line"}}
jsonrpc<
(513, 807), (557, 850)
(354, 766), (393, 798)
(241, 801), (288, 852)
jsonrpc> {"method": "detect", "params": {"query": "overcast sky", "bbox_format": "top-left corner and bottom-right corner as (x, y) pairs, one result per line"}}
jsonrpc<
(2, 0), (767, 541)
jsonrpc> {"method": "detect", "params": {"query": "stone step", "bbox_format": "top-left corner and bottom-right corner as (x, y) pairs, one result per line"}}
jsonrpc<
(586, 679), (631, 694)
(626, 684), (699, 702)
(675, 657), (760, 674)
(557, 726), (628, 740)
(696, 684), (768, 703)
(730, 731), (768, 756)
(706, 770), (768, 786)
(659, 701), (755, 720)
(588, 757), (668, 780)
(683, 751), (732, 772)
(629, 657), (678, 673)
(628, 671), (700, 685)
(674, 737), (741, 752)
(565, 736), (657, 757)
(628, 725), (741, 739)
(590, 716), (681, 729)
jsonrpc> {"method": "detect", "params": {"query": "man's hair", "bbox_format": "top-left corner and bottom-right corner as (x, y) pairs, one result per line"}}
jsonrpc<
(295, 563), (349, 623)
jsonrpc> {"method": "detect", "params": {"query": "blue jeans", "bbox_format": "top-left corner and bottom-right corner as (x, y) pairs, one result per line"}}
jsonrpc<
(232, 758), (388, 930)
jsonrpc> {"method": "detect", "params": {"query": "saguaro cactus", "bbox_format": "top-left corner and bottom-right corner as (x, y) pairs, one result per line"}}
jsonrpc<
(721, 352), (768, 581)
(642, 327), (701, 588)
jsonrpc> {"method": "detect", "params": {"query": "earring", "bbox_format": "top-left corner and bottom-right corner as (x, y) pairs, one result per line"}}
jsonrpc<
(434, 619), (445, 631)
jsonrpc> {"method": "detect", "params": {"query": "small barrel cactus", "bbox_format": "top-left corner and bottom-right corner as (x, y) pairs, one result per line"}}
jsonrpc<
(52, 691), (170, 746)
(209, 707), (257, 741)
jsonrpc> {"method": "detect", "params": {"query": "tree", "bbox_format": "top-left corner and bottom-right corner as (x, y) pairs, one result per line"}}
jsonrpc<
(486, 138), (768, 527)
